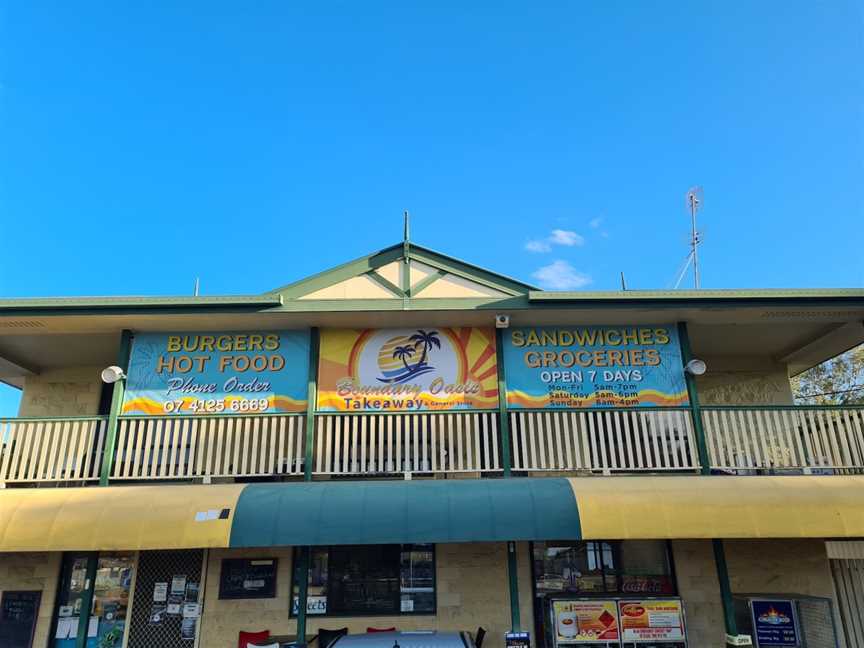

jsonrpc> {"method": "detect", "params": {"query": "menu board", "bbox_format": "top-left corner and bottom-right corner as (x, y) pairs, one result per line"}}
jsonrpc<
(619, 599), (686, 643)
(551, 599), (620, 644)
(218, 558), (278, 599)
(750, 600), (800, 647)
(0, 591), (41, 648)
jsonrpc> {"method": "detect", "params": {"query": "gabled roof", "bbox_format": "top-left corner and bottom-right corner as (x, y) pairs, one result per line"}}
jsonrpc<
(267, 242), (537, 302)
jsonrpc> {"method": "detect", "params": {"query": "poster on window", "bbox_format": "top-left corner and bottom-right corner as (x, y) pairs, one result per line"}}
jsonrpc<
(502, 326), (689, 408)
(551, 599), (620, 645)
(619, 599), (686, 642)
(317, 328), (499, 411)
(123, 331), (310, 415)
(750, 600), (800, 647)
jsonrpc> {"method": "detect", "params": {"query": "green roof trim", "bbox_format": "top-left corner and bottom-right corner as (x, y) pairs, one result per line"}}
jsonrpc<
(0, 295), (281, 316)
(530, 288), (864, 302)
(267, 241), (537, 301)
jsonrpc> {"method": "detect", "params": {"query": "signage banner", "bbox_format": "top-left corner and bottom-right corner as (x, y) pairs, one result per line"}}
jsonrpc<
(551, 599), (620, 644)
(123, 331), (310, 415)
(503, 325), (689, 408)
(619, 599), (686, 643)
(750, 600), (800, 647)
(317, 328), (499, 411)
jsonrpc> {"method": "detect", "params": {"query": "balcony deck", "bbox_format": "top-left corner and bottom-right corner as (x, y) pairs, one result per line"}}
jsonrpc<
(1, 405), (863, 487)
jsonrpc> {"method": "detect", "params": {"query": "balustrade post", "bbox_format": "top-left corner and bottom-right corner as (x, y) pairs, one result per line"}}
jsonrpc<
(99, 329), (133, 486)
(495, 328), (512, 477)
(677, 322), (710, 474)
(303, 328), (320, 481)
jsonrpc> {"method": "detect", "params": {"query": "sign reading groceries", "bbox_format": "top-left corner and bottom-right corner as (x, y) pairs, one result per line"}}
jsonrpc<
(503, 325), (688, 408)
(619, 599), (686, 642)
(123, 331), (310, 415)
(551, 600), (620, 644)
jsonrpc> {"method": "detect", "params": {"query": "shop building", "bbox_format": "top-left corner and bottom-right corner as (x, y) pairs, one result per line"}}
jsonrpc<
(1, 237), (864, 648)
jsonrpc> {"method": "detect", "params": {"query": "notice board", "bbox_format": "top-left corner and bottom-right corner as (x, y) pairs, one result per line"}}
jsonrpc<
(218, 558), (278, 599)
(0, 590), (41, 648)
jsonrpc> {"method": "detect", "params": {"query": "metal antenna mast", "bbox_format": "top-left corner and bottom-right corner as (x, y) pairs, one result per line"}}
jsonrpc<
(686, 187), (703, 289)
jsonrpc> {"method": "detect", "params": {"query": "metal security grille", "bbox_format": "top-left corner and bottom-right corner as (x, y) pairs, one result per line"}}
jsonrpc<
(831, 558), (864, 647)
(797, 597), (840, 648)
(128, 550), (204, 648)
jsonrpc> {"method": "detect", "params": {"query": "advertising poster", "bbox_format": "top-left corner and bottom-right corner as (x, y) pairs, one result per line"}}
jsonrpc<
(503, 325), (689, 408)
(750, 600), (800, 647)
(551, 599), (620, 644)
(317, 328), (499, 411)
(619, 599), (686, 642)
(123, 331), (310, 415)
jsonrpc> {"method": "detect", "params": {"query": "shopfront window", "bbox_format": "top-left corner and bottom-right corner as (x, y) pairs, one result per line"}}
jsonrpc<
(292, 544), (435, 616)
(52, 553), (134, 648)
(533, 541), (674, 597)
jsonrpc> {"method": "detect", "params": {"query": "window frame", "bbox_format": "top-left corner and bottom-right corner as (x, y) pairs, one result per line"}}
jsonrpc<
(290, 544), (437, 618)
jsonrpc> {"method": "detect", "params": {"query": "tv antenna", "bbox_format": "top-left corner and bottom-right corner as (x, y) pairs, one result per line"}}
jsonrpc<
(685, 187), (703, 289)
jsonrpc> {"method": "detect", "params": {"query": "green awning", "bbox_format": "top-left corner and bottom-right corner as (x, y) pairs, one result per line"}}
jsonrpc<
(229, 478), (582, 547)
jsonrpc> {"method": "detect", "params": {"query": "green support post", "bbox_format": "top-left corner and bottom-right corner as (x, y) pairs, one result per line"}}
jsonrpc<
(495, 328), (512, 477)
(295, 547), (311, 644)
(303, 328), (320, 482)
(713, 539), (741, 644)
(75, 553), (99, 648)
(99, 329), (133, 486)
(676, 322), (710, 475)
(507, 541), (521, 632)
(298, 329), (319, 644)
(678, 322), (742, 646)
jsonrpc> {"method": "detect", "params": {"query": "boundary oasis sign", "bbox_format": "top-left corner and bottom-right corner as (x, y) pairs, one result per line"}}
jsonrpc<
(503, 325), (689, 408)
(317, 327), (499, 411)
(123, 331), (310, 415)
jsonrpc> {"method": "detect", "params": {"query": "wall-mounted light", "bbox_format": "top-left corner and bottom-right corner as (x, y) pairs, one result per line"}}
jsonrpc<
(100, 366), (127, 384)
(684, 358), (707, 376)
(495, 314), (510, 329)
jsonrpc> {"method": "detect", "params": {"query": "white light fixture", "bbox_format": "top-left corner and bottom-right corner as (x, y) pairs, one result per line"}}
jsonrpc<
(685, 358), (707, 376)
(101, 366), (127, 384)
(495, 314), (510, 329)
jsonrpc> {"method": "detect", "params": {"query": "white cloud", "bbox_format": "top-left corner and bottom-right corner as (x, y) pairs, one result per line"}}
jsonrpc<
(525, 239), (552, 253)
(532, 260), (592, 290)
(589, 217), (603, 229)
(549, 229), (584, 246)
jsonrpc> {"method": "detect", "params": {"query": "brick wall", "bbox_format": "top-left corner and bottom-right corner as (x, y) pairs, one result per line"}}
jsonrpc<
(199, 542), (530, 648)
(672, 539), (841, 648)
(18, 366), (104, 417)
(0, 551), (62, 648)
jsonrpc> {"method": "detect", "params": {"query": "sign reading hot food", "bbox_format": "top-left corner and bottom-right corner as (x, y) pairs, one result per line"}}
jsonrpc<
(123, 331), (310, 415)
(317, 328), (499, 411)
(503, 326), (689, 408)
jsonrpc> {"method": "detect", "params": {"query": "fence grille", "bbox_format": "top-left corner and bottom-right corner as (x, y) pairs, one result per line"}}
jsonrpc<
(127, 549), (204, 648)
(831, 558), (864, 646)
(704, 407), (864, 473)
(0, 418), (106, 483)
(113, 415), (304, 480)
(509, 409), (698, 473)
(313, 412), (501, 475)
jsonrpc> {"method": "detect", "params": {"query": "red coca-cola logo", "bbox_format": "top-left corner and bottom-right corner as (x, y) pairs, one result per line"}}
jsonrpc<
(621, 605), (645, 617)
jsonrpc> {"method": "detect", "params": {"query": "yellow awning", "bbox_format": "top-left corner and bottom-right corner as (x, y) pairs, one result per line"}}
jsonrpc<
(571, 475), (864, 539)
(0, 484), (243, 552)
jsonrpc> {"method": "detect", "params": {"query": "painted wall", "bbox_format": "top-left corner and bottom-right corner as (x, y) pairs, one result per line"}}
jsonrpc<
(199, 542), (533, 648)
(0, 551), (61, 648)
(18, 366), (104, 417)
(696, 357), (794, 405)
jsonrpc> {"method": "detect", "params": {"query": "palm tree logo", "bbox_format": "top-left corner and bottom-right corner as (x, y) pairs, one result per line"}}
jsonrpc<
(376, 329), (441, 384)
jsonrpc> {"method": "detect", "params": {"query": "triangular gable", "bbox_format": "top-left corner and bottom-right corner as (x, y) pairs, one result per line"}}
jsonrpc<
(268, 242), (535, 302)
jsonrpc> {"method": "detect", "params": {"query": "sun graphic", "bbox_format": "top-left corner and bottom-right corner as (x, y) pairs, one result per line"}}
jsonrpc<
(377, 335), (415, 380)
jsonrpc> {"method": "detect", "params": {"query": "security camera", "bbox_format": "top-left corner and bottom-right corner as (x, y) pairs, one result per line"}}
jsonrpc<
(495, 314), (510, 329)
(101, 366), (127, 384)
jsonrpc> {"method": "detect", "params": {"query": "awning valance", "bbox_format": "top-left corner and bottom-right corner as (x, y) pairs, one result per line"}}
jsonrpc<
(2, 475), (863, 552)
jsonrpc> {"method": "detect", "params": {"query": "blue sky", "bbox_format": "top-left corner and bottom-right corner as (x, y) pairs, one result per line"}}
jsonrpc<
(0, 2), (862, 414)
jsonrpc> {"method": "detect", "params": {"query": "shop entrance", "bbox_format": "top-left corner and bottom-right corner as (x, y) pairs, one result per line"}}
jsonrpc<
(126, 550), (205, 648)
